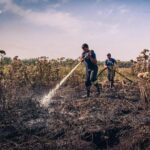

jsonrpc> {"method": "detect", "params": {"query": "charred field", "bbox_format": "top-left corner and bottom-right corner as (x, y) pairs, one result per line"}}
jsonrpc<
(0, 81), (149, 150)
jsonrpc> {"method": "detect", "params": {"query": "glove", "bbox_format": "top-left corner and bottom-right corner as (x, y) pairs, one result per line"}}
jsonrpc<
(84, 52), (89, 58)
(84, 52), (91, 59)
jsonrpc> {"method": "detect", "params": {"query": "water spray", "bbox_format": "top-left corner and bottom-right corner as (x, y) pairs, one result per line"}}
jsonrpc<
(41, 62), (82, 107)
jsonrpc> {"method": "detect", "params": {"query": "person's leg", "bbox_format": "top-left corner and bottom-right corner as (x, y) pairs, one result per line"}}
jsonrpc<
(110, 70), (115, 88)
(110, 80), (114, 88)
(107, 70), (111, 81)
(108, 70), (113, 88)
(85, 70), (91, 97)
(91, 67), (100, 95)
(108, 70), (111, 82)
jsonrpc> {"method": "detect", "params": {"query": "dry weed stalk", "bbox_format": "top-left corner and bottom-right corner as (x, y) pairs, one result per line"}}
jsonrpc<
(131, 49), (150, 107)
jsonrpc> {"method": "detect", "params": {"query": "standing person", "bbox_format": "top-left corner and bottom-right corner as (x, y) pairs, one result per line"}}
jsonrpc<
(105, 53), (117, 88)
(81, 43), (100, 97)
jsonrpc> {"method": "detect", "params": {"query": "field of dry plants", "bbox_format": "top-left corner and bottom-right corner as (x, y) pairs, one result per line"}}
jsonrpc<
(0, 50), (150, 150)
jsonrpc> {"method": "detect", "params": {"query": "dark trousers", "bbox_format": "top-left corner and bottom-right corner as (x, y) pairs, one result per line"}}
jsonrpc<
(107, 69), (115, 87)
(107, 70), (115, 81)
(85, 66), (98, 87)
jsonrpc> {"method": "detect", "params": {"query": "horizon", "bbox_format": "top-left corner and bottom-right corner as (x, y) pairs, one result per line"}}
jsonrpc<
(0, 0), (150, 61)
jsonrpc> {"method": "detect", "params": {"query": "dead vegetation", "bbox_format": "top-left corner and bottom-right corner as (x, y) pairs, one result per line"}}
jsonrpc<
(0, 50), (150, 150)
(131, 49), (150, 108)
(0, 81), (149, 150)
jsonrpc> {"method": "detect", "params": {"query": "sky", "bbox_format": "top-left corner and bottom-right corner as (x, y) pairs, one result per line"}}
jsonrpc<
(0, 0), (150, 60)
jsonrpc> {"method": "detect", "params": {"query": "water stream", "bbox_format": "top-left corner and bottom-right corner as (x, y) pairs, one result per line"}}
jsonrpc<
(41, 62), (81, 107)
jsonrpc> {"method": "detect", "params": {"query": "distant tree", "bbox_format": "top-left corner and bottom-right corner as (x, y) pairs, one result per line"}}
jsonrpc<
(22, 58), (37, 65)
(3, 57), (12, 65)
(0, 49), (6, 55)
(0, 49), (6, 65)
(117, 60), (132, 68)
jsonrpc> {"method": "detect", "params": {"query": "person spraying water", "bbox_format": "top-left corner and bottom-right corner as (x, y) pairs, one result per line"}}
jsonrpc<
(80, 43), (100, 97)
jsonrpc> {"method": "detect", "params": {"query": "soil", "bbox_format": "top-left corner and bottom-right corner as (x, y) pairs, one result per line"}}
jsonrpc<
(0, 81), (150, 150)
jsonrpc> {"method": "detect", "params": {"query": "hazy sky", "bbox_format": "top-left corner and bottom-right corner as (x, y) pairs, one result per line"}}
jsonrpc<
(0, 0), (150, 60)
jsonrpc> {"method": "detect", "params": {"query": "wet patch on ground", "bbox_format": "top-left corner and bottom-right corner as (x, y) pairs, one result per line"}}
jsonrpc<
(0, 82), (150, 150)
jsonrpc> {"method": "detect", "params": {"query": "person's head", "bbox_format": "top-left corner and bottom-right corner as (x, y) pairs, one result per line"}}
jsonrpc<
(82, 43), (89, 52)
(107, 53), (111, 59)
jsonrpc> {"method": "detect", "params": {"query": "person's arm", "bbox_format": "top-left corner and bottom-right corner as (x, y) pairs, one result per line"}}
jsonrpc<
(114, 59), (117, 64)
(90, 56), (97, 64)
(80, 52), (90, 62)
(89, 51), (97, 65)
(104, 60), (108, 69)
(113, 59), (117, 70)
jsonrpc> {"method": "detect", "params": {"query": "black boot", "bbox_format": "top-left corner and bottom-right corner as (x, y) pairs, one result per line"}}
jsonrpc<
(95, 83), (100, 96)
(110, 80), (114, 88)
(86, 86), (91, 97)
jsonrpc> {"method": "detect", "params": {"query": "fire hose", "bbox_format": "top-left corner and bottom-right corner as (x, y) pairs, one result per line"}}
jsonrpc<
(98, 67), (133, 83)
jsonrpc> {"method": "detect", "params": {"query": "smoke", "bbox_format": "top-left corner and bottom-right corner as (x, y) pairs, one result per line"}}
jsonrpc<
(41, 62), (81, 107)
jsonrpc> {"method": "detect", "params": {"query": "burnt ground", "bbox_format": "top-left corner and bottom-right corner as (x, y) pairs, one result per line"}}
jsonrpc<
(0, 81), (150, 150)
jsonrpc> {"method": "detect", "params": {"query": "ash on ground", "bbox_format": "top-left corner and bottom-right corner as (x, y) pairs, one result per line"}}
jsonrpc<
(0, 81), (150, 150)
